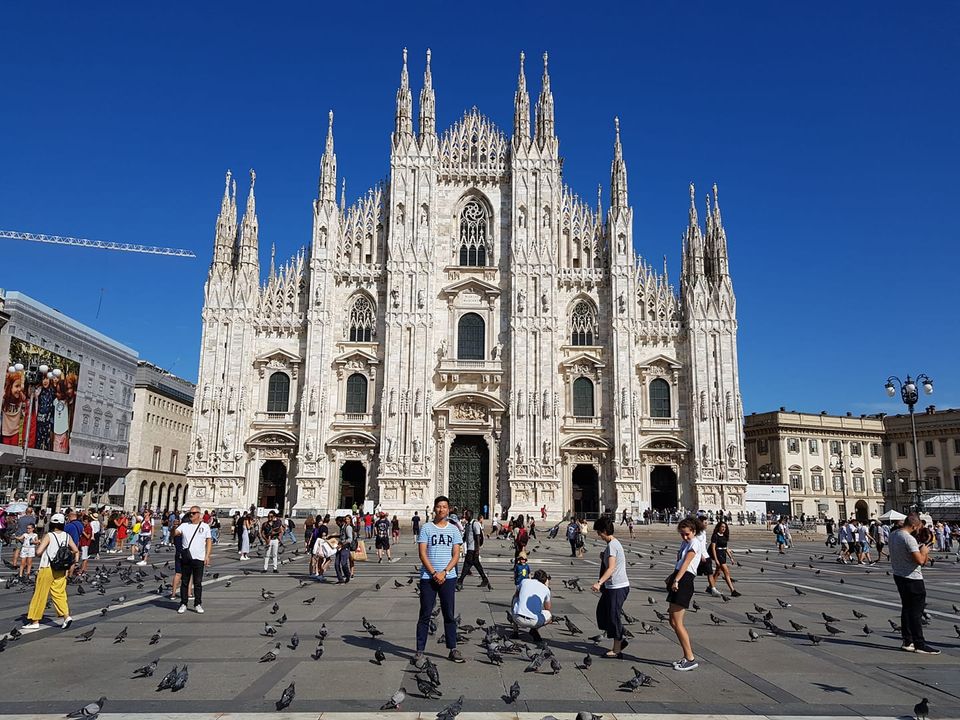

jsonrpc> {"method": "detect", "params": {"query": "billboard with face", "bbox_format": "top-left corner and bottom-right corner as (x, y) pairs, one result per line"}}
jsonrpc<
(2, 338), (81, 453)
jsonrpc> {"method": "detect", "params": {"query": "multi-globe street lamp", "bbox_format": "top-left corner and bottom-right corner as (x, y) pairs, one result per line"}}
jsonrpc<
(884, 374), (933, 511)
(91, 445), (115, 499)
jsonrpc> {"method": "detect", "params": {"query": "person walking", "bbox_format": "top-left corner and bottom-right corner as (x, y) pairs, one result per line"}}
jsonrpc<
(15, 522), (38, 578)
(391, 514), (401, 544)
(456, 510), (491, 591)
(22, 512), (77, 630)
(411, 511), (421, 543)
(136, 511), (154, 566)
(665, 517), (704, 671)
(334, 516), (353, 584)
(414, 495), (464, 665)
(707, 520), (740, 597)
(773, 517), (787, 555)
(175, 506), (212, 615)
(262, 511), (282, 573)
(566, 516), (580, 557)
(889, 513), (939, 654)
(373, 511), (394, 563)
(591, 516), (630, 658)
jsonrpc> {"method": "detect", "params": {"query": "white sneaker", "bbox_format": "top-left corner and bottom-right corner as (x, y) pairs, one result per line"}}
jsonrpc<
(21, 622), (40, 630)
(177, 604), (187, 614)
(137, 560), (147, 566)
(195, 605), (204, 614)
(127, 556), (136, 561)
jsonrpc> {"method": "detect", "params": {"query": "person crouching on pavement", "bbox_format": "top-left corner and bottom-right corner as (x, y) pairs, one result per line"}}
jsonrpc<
(511, 568), (553, 643)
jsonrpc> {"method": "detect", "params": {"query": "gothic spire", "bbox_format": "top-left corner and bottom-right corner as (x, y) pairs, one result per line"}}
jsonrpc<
(711, 183), (729, 279)
(268, 242), (276, 282)
(213, 169), (237, 266)
(513, 51), (530, 141)
(534, 51), (555, 148)
(394, 47), (413, 143)
(610, 117), (628, 211)
(681, 183), (706, 285)
(340, 178), (346, 213)
(319, 110), (337, 204)
(237, 169), (259, 268)
(418, 48), (436, 143)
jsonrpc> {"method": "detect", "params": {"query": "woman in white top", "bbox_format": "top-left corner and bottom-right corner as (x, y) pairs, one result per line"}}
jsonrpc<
(666, 517), (705, 672)
(24, 512), (79, 630)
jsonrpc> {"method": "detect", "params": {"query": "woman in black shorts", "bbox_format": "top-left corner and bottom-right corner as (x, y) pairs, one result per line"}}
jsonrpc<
(666, 517), (703, 671)
(707, 521), (740, 597)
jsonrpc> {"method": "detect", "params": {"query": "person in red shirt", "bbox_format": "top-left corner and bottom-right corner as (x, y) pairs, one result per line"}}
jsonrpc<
(202, 510), (211, 524)
(79, 515), (93, 575)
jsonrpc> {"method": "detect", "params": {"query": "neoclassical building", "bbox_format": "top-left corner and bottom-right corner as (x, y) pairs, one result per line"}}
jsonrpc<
(185, 51), (747, 518)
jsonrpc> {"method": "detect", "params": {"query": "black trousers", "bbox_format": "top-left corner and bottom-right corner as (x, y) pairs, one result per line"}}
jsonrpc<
(181, 558), (205, 606)
(458, 550), (488, 585)
(894, 575), (926, 646)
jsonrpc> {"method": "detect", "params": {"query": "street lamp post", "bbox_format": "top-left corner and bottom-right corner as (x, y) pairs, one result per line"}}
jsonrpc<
(91, 445), (115, 502)
(829, 450), (850, 520)
(759, 469), (781, 484)
(884, 374), (933, 511)
(7, 358), (63, 501)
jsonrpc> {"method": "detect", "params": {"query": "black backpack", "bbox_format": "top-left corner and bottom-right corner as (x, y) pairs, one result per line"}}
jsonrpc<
(49, 534), (75, 572)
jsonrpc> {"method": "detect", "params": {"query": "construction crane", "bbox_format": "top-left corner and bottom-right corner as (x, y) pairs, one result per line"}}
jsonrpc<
(0, 230), (196, 258)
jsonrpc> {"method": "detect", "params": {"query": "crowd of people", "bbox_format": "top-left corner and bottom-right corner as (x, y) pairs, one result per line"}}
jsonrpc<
(4, 496), (953, 668)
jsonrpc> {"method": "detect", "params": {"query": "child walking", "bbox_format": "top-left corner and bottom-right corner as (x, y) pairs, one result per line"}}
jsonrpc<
(17, 523), (38, 578)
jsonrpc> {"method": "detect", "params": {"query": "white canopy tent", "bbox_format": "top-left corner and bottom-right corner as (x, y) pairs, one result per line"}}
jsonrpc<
(878, 509), (906, 522)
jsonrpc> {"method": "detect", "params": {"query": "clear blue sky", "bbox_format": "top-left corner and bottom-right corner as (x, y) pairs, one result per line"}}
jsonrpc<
(1, 3), (958, 415)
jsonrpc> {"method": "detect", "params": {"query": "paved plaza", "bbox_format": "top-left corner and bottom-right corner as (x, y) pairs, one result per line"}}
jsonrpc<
(1, 525), (958, 719)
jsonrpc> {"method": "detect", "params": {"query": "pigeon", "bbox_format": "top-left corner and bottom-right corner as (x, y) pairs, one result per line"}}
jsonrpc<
(276, 614), (288, 626)
(564, 616), (583, 635)
(76, 627), (96, 642)
(380, 687), (407, 710)
(954, 624), (960, 638)
(745, 612), (760, 623)
(276, 682), (295, 711)
(581, 653), (593, 669)
(575, 714), (603, 720)
(113, 626), (128, 643)
(261, 588), (276, 600)
(852, 609), (867, 619)
(889, 619), (901, 632)
(156, 666), (178, 691)
(171, 665), (188, 692)
(654, 610), (669, 622)
(289, 633), (299, 650)
(824, 623), (844, 635)
(822, 612), (840, 623)
(424, 658), (441, 686)
(794, 586), (806, 595)
(754, 604), (767, 613)
(311, 643), (324, 660)
(777, 599), (791, 608)
(303, 596), (316, 605)
(486, 646), (503, 665)
(862, 624), (872, 635)
(710, 613), (727, 625)
(619, 665), (656, 690)
(808, 633), (822, 645)
(149, 629), (162, 645)
(65, 696), (106, 718)
(550, 656), (562, 674)
(316, 623), (328, 640)
(789, 620), (807, 632)
(748, 628), (762, 642)
(436, 694), (464, 719)
(640, 621), (655, 634)
(260, 650), (278, 662)
(366, 624), (384, 638)
(76, 584), (86, 595)
(374, 646), (386, 664)
(621, 610), (638, 624)
(132, 659), (158, 678)
(507, 680), (521, 703)
(914, 697), (929, 720)
(264, 622), (277, 637)
(691, 600), (701, 612)
(647, 595), (656, 605)
(417, 674), (442, 699)
(525, 649), (547, 672)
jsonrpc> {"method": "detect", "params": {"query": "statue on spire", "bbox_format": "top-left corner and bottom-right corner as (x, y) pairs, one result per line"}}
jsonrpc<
(319, 110), (337, 204)
(610, 117), (628, 212)
(419, 48), (436, 142)
(534, 51), (555, 149)
(394, 47), (413, 142)
(514, 51), (530, 141)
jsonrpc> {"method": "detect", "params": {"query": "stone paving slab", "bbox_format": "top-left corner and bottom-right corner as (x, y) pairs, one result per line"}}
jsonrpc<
(0, 526), (958, 718)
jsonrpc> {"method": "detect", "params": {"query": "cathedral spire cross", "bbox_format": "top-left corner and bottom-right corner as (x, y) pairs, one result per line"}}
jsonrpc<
(419, 48), (436, 142)
(514, 50), (530, 141)
(319, 110), (337, 204)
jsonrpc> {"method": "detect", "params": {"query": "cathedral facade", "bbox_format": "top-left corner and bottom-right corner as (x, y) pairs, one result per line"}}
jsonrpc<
(185, 50), (747, 519)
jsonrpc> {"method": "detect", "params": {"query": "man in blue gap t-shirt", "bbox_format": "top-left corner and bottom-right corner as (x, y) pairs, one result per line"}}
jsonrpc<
(414, 496), (463, 665)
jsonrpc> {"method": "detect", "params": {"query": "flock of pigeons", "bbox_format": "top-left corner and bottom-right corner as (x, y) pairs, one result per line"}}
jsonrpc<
(3, 531), (955, 720)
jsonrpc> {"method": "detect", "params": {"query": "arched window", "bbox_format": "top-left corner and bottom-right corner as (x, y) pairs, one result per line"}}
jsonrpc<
(348, 295), (375, 342)
(345, 373), (368, 414)
(573, 377), (595, 417)
(267, 372), (290, 412)
(570, 300), (598, 346)
(458, 199), (489, 267)
(649, 378), (671, 418)
(457, 313), (485, 360)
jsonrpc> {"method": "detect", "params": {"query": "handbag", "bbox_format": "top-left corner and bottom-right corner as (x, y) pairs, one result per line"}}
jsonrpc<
(180, 524), (202, 564)
(664, 570), (678, 589)
(49, 534), (75, 572)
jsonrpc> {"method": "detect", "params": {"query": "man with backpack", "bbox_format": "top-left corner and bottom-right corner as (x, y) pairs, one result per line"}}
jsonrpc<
(566, 517), (580, 557)
(456, 510), (492, 591)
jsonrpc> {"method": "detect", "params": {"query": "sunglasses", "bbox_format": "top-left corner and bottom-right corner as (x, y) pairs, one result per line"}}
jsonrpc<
(190, 511), (200, 515)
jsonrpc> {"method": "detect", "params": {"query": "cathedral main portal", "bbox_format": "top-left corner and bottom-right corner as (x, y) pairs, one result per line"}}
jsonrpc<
(650, 465), (679, 511)
(447, 435), (488, 516)
(258, 460), (286, 512)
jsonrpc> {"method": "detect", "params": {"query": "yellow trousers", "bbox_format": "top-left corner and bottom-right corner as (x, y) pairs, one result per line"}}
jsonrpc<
(27, 566), (69, 622)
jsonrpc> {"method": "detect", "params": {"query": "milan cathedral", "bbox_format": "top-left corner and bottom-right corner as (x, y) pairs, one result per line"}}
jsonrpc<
(185, 50), (747, 519)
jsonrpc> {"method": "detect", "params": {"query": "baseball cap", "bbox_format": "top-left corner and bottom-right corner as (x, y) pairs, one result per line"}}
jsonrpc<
(51, 512), (66, 524)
